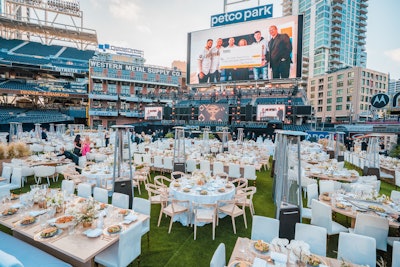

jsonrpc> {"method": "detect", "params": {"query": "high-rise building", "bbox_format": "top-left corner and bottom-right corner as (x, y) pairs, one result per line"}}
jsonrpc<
(307, 67), (388, 123)
(283, 0), (368, 79)
(388, 79), (400, 96)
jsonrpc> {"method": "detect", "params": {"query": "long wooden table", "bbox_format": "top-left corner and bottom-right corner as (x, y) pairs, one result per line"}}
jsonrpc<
(0, 196), (149, 267)
(228, 237), (363, 267)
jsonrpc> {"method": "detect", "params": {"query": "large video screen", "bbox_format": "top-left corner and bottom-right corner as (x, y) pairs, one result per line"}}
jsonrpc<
(256, 104), (285, 121)
(187, 15), (303, 85)
(198, 104), (228, 122)
(144, 107), (163, 120)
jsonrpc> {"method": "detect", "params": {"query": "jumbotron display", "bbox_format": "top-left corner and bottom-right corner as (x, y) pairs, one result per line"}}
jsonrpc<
(198, 104), (228, 122)
(187, 15), (303, 85)
(256, 104), (285, 121)
(144, 107), (163, 120)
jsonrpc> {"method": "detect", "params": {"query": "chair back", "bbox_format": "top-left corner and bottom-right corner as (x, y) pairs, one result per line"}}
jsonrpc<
(61, 180), (75, 195)
(163, 157), (174, 172)
(393, 241), (400, 267)
(200, 160), (211, 175)
(134, 153), (143, 165)
(337, 232), (376, 267)
(112, 192), (129, 209)
(118, 222), (141, 267)
(243, 165), (256, 180)
(390, 190), (400, 202)
(10, 167), (22, 188)
(307, 183), (318, 207)
(132, 197), (150, 235)
(186, 159), (197, 173)
(210, 243), (226, 267)
(295, 223), (327, 256)
(311, 199), (332, 233)
(353, 213), (389, 251)
(1, 166), (12, 183)
(251, 215), (279, 243)
(395, 170), (400, 188)
(213, 161), (224, 176)
(77, 183), (92, 198)
(228, 163), (241, 179)
(319, 180), (334, 194)
(93, 187), (109, 203)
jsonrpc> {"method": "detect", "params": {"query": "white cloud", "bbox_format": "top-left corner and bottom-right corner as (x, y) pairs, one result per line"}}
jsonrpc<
(109, 0), (141, 21)
(136, 25), (152, 34)
(384, 48), (400, 63)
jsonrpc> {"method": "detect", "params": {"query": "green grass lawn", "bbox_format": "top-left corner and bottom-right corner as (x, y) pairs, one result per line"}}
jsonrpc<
(1, 161), (398, 267)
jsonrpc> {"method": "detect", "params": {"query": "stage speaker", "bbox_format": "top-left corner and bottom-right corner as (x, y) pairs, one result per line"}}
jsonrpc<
(164, 106), (171, 119)
(245, 104), (252, 121)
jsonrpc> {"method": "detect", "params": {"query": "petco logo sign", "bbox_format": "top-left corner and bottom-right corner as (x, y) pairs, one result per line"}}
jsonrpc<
(211, 4), (273, 27)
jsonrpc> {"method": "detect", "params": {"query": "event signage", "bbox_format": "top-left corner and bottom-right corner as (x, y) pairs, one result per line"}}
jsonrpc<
(370, 93), (389, 108)
(220, 44), (263, 69)
(97, 44), (144, 58)
(305, 131), (329, 141)
(211, 4), (273, 27)
(90, 60), (181, 77)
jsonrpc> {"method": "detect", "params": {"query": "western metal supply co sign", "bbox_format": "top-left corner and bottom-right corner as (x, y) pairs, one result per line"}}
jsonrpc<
(211, 4), (273, 27)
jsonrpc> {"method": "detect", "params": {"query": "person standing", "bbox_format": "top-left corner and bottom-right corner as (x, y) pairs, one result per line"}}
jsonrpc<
(277, 107), (284, 121)
(210, 38), (223, 83)
(73, 134), (82, 156)
(105, 130), (110, 147)
(252, 30), (268, 80)
(267, 25), (292, 79)
(235, 39), (250, 81)
(197, 39), (213, 83)
(224, 37), (237, 81)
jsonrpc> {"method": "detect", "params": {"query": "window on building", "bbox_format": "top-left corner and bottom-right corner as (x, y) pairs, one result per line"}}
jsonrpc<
(347, 96), (352, 102)
(327, 90), (332, 96)
(348, 72), (354, 78)
(328, 76), (333, 81)
(318, 100), (323, 105)
(327, 98), (332, 104)
(347, 79), (354, 86)
(337, 89), (343, 95)
(336, 105), (342, 111)
(326, 106), (331, 111)
(337, 81), (343, 87)
(328, 83), (332, 89)
(317, 107), (323, 112)
(337, 74), (344, 80)
(337, 97), (343, 103)
(318, 92), (324, 98)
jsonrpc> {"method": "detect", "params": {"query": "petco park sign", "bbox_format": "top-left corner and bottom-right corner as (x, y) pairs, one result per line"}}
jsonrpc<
(211, 4), (273, 27)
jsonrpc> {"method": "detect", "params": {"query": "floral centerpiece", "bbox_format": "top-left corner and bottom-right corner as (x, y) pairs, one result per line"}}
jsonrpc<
(73, 197), (98, 227)
(46, 191), (65, 212)
(192, 170), (212, 186)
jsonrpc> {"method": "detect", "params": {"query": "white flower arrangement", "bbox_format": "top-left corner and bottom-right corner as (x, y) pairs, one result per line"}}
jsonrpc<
(75, 197), (98, 223)
(46, 191), (64, 208)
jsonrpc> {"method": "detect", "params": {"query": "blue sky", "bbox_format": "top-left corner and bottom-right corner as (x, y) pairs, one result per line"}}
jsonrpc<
(81, 0), (400, 80)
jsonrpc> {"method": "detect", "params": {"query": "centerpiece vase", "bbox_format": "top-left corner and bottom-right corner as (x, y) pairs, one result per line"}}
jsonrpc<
(82, 221), (93, 228)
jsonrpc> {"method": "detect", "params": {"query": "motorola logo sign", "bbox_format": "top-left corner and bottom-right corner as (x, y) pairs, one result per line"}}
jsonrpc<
(371, 93), (389, 108)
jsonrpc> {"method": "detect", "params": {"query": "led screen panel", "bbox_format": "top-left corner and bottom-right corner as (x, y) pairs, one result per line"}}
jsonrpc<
(256, 104), (285, 121)
(187, 15), (303, 85)
(198, 104), (228, 122)
(144, 107), (163, 120)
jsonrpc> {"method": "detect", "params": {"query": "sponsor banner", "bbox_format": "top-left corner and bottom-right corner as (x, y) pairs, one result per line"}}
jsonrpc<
(306, 131), (329, 141)
(20, 90), (69, 98)
(90, 60), (181, 77)
(211, 4), (273, 27)
(220, 44), (263, 69)
(198, 104), (228, 122)
(370, 93), (389, 108)
(256, 104), (285, 121)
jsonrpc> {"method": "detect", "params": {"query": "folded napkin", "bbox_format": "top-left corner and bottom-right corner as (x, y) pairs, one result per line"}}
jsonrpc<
(253, 257), (267, 267)
(123, 214), (138, 224)
(270, 251), (287, 264)
(84, 228), (102, 238)
(29, 210), (47, 217)
(0, 250), (24, 267)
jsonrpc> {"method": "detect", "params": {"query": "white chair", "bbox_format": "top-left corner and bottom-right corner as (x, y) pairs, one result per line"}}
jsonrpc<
(311, 199), (348, 236)
(153, 155), (164, 173)
(163, 157), (174, 173)
(337, 232), (376, 267)
(193, 202), (217, 240)
(112, 192), (129, 209)
(307, 183), (319, 207)
(186, 159), (197, 173)
(133, 153), (143, 165)
(349, 213), (389, 251)
(0, 165), (12, 185)
(319, 180), (334, 194)
(94, 221), (141, 267)
(132, 197), (150, 246)
(212, 161), (224, 176)
(94, 154), (107, 163)
(142, 153), (152, 167)
(251, 215), (279, 243)
(200, 160), (211, 175)
(210, 243), (226, 267)
(93, 187), (109, 204)
(0, 187), (10, 200)
(33, 165), (56, 185)
(390, 190), (400, 202)
(243, 165), (257, 182)
(77, 183), (92, 198)
(228, 163), (241, 179)
(295, 223), (327, 256)
(393, 241), (400, 267)
(8, 167), (23, 190)
(61, 180), (75, 195)
(395, 170), (400, 188)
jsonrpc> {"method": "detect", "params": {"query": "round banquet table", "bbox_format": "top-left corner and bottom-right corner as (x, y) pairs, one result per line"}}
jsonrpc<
(169, 177), (236, 226)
